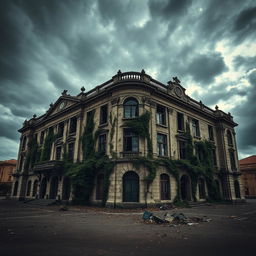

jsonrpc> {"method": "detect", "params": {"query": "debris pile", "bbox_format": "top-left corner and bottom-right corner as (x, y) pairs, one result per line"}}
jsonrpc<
(142, 211), (212, 226)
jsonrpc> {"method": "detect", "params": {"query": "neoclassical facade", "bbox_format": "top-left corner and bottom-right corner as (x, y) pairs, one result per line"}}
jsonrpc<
(12, 70), (244, 206)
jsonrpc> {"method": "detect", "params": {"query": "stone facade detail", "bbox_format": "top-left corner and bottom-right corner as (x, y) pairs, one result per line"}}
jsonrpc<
(11, 70), (244, 205)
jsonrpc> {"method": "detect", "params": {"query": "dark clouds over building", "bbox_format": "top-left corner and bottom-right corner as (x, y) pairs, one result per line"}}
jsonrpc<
(0, 0), (255, 160)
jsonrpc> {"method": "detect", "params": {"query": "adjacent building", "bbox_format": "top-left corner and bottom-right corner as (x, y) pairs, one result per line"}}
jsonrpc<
(11, 70), (244, 206)
(240, 155), (256, 198)
(0, 159), (16, 196)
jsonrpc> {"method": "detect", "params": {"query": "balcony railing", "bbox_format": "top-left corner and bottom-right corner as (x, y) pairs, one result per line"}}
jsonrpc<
(120, 152), (142, 158)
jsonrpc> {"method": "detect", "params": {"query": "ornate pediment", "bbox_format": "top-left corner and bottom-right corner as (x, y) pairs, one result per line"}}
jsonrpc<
(43, 93), (80, 120)
(167, 77), (188, 102)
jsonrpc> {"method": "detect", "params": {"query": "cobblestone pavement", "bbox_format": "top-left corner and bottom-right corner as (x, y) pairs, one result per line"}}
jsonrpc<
(0, 199), (256, 256)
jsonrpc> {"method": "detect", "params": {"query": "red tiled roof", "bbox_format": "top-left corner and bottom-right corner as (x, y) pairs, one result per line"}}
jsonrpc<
(0, 159), (17, 165)
(239, 155), (256, 165)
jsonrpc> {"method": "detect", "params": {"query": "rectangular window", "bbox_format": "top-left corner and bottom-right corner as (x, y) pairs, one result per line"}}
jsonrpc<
(68, 143), (74, 161)
(124, 129), (139, 152)
(56, 146), (62, 160)
(179, 141), (186, 159)
(212, 149), (217, 166)
(69, 117), (77, 134)
(208, 125), (214, 141)
(157, 133), (167, 156)
(87, 110), (94, 125)
(229, 151), (236, 170)
(98, 134), (107, 153)
(40, 131), (45, 145)
(156, 105), (166, 125)
(192, 118), (200, 137)
(57, 122), (64, 138)
(100, 104), (108, 125)
(177, 112), (184, 131)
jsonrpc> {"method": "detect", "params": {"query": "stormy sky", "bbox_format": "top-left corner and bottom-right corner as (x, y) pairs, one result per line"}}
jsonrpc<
(0, 0), (255, 160)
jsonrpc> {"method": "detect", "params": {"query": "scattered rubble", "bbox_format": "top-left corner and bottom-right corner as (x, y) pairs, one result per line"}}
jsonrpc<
(142, 211), (212, 226)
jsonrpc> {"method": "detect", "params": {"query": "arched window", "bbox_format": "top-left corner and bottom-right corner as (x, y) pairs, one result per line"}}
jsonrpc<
(123, 98), (138, 118)
(160, 174), (170, 200)
(32, 180), (38, 197)
(123, 171), (139, 202)
(96, 174), (104, 200)
(227, 130), (233, 146)
(26, 180), (32, 197)
(198, 178), (206, 199)
(13, 181), (19, 196)
(234, 180), (241, 199)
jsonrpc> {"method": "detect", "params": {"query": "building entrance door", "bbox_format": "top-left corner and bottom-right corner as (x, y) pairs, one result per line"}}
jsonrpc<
(123, 171), (139, 202)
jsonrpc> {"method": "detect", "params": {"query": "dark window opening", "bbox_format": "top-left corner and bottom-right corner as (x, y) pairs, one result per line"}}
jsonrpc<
(177, 112), (184, 131)
(56, 146), (62, 160)
(192, 118), (200, 137)
(208, 125), (214, 141)
(198, 178), (206, 199)
(157, 133), (167, 156)
(229, 151), (236, 170)
(69, 117), (77, 134)
(26, 180), (31, 197)
(87, 110), (95, 125)
(156, 105), (166, 125)
(124, 98), (138, 118)
(195, 144), (203, 162)
(98, 134), (107, 154)
(40, 131), (45, 145)
(179, 141), (186, 159)
(160, 174), (170, 200)
(68, 143), (74, 161)
(57, 122), (64, 138)
(227, 130), (233, 146)
(100, 104), (108, 125)
(124, 129), (139, 152)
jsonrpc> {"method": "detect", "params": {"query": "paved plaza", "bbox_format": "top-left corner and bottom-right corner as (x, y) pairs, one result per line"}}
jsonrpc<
(0, 200), (256, 256)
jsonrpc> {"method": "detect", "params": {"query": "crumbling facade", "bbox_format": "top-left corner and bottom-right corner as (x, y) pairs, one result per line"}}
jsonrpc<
(11, 70), (244, 206)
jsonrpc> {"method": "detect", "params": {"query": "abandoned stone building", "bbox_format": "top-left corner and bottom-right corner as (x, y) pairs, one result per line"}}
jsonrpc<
(11, 70), (244, 206)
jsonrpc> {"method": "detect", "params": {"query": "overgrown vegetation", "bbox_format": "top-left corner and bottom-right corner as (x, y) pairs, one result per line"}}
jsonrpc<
(40, 129), (56, 161)
(64, 111), (115, 206)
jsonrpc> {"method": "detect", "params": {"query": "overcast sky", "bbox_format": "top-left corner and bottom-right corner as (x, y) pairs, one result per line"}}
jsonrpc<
(0, 0), (255, 161)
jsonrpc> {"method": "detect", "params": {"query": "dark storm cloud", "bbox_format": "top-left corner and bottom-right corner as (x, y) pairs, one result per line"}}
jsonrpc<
(0, 0), (255, 159)
(186, 53), (227, 84)
(233, 6), (256, 33)
(233, 56), (256, 71)
(232, 69), (256, 150)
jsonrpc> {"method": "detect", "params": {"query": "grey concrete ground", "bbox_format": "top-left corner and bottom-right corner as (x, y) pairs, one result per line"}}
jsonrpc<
(0, 199), (256, 256)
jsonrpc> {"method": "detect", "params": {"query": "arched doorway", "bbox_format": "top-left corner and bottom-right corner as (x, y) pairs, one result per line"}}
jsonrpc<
(123, 171), (139, 202)
(198, 178), (206, 199)
(160, 174), (170, 200)
(62, 177), (71, 200)
(234, 180), (241, 198)
(40, 177), (47, 199)
(214, 180), (221, 196)
(180, 175), (191, 201)
(32, 180), (38, 197)
(13, 181), (19, 196)
(49, 176), (59, 199)
(26, 180), (32, 197)
(96, 174), (104, 200)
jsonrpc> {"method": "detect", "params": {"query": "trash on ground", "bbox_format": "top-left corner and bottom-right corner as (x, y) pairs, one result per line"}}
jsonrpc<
(59, 205), (68, 211)
(143, 211), (153, 220)
(143, 211), (212, 226)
